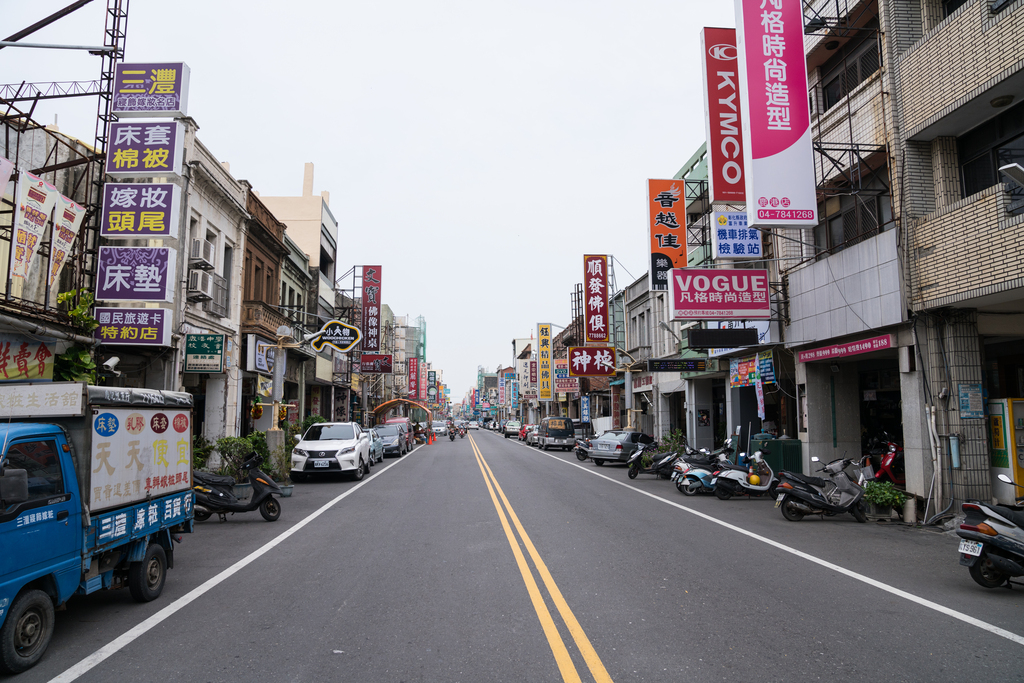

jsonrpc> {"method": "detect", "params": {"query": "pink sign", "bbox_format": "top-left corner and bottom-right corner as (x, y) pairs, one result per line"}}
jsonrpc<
(670, 268), (770, 320)
(735, 0), (817, 226)
(798, 335), (894, 363)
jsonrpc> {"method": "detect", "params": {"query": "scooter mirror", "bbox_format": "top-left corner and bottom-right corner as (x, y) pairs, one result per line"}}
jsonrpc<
(997, 473), (1013, 484)
(811, 456), (820, 462)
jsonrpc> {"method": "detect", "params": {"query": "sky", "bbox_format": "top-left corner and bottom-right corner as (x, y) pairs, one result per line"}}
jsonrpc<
(4, 0), (737, 400)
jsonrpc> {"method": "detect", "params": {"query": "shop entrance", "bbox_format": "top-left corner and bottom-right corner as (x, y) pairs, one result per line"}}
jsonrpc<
(858, 359), (903, 447)
(712, 380), (727, 447)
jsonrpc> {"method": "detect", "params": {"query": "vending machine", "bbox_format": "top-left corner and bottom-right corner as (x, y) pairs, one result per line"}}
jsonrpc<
(987, 399), (1024, 505)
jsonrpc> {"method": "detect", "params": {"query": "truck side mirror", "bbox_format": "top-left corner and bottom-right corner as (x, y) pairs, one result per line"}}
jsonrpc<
(0, 468), (29, 506)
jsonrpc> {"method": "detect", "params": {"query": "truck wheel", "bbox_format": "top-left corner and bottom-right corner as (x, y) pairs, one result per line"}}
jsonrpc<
(129, 543), (167, 603)
(260, 497), (282, 522)
(0, 589), (54, 674)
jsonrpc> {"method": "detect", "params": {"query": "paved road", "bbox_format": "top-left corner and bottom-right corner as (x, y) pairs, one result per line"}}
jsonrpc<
(10, 430), (1024, 682)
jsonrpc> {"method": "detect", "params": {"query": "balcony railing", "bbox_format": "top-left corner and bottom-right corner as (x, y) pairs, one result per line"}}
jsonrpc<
(242, 300), (290, 338)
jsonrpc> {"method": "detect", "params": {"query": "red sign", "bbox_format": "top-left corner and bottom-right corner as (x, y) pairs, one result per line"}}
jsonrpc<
(701, 27), (745, 203)
(567, 346), (616, 377)
(408, 357), (418, 397)
(648, 179), (687, 290)
(361, 265), (382, 352)
(530, 359), (538, 384)
(360, 354), (393, 374)
(670, 268), (770, 320)
(584, 255), (609, 342)
(798, 335), (894, 364)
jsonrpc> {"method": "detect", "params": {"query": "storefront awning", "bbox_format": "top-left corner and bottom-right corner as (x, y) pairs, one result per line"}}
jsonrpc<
(609, 378), (625, 386)
(659, 379), (686, 395)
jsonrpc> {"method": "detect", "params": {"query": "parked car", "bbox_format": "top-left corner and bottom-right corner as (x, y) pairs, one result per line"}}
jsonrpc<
(526, 425), (541, 446)
(537, 417), (575, 451)
(504, 420), (522, 439)
(385, 417), (414, 451)
(375, 424), (407, 457)
(518, 423), (535, 440)
(291, 422), (372, 481)
(432, 420), (448, 436)
(588, 430), (656, 466)
(468, 421), (479, 430)
(368, 429), (385, 464)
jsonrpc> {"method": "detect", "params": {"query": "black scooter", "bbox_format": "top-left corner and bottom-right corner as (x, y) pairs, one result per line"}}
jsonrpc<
(626, 442), (675, 479)
(449, 430), (456, 442)
(774, 456), (867, 523)
(194, 454), (283, 522)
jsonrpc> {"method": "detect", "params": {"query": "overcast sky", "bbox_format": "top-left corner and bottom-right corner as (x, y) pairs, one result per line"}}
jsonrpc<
(6, 0), (736, 400)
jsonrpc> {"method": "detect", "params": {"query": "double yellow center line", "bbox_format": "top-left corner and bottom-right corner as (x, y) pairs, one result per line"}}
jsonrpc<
(468, 433), (613, 683)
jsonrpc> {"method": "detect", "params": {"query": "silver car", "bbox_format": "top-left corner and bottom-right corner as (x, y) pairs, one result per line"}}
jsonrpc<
(588, 431), (656, 466)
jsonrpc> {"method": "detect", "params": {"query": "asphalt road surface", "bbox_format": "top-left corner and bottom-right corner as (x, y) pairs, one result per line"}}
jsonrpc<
(10, 430), (1024, 682)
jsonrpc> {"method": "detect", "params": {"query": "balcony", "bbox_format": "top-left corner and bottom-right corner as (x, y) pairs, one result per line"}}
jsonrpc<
(242, 300), (291, 339)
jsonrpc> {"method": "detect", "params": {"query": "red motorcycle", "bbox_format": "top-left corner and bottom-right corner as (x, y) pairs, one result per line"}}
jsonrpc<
(863, 433), (905, 486)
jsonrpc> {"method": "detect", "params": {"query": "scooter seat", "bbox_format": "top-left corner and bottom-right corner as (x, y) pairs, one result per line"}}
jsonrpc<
(992, 505), (1024, 529)
(782, 472), (827, 488)
(716, 461), (747, 472)
(194, 471), (236, 487)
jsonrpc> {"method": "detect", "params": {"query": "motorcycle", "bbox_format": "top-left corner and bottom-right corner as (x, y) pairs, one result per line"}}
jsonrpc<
(711, 447), (778, 500)
(956, 473), (1024, 589)
(674, 451), (729, 496)
(194, 453), (283, 522)
(459, 427), (466, 439)
(774, 456), (867, 522)
(863, 432), (905, 486)
(627, 443), (677, 479)
(575, 437), (592, 462)
(449, 430), (456, 442)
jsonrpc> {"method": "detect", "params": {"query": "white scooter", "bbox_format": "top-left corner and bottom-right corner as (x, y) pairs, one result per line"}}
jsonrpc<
(710, 448), (777, 500)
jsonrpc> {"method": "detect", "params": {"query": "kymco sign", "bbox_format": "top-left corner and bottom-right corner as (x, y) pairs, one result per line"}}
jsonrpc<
(701, 27), (745, 203)
(670, 268), (770, 320)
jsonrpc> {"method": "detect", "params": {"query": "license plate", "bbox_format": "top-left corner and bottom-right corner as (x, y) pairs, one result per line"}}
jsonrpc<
(774, 495), (785, 508)
(313, 459), (331, 468)
(599, 443), (610, 450)
(958, 540), (983, 556)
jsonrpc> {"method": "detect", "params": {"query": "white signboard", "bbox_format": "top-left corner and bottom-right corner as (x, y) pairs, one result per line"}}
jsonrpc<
(0, 383), (84, 418)
(89, 407), (192, 512)
(712, 211), (762, 260)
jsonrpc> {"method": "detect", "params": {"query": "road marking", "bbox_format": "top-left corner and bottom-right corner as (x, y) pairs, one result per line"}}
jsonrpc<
(47, 447), (422, 683)
(470, 435), (612, 683)
(528, 445), (1024, 647)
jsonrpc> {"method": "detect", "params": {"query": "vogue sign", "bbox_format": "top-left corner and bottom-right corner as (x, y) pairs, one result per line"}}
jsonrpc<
(701, 27), (745, 203)
(670, 268), (771, 320)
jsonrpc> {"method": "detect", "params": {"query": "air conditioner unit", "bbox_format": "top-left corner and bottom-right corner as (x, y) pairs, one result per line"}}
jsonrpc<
(189, 239), (215, 270)
(187, 269), (214, 301)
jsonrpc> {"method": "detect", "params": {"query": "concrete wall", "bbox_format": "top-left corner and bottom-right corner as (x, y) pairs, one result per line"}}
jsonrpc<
(798, 362), (862, 471)
(685, 378), (715, 451)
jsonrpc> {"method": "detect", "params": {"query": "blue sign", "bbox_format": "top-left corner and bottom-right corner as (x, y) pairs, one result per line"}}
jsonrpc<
(580, 396), (591, 423)
(473, 410), (480, 416)
(958, 383), (984, 419)
(94, 413), (119, 437)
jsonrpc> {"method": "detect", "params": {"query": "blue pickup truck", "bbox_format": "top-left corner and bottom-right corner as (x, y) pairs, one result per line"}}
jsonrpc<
(0, 383), (195, 674)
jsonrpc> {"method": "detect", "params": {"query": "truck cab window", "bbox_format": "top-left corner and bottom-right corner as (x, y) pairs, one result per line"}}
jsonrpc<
(3, 440), (63, 501)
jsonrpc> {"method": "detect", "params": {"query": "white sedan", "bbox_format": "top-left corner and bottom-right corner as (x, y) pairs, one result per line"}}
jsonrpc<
(290, 422), (371, 482)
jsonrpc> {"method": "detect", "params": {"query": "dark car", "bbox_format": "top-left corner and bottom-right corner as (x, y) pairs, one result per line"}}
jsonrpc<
(588, 430), (656, 466)
(537, 417), (574, 451)
(375, 423), (407, 457)
(384, 418), (414, 451)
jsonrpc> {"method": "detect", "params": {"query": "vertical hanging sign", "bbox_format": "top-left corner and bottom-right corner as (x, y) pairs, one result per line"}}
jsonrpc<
(48, 195), (86, 289)
(361, 265), (382, 352)
(537, 324), (553, 401)
(648, 180), (687, 290)
(10, 171), (59, 280)
(408, 357), (418, 399)
(584, 255), (609, 343)
(735, 0), (817, 227)
(701, 27), (746, 204)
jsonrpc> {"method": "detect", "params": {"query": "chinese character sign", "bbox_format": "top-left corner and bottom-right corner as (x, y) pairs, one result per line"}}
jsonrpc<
(584, 255), (609, 343)
(184, 334), (225, 373)
(0, 336), (55, 382)
(581, 396), (591, 423)
(361, 265), (382, 352)
(10, 171), (59, 280)
(648, 179), (687, 290)
(105, 121), (184, 178)
(670, 268), (771, 320)
(48, 195), (86, 289)
(419, 362), (428, 401)
(96, 247), (176, 302)
(112, 62), (190, 118)
(95, 308), (171, 346)
(735, 0), (817, 226)
(537, 324), (553, 401)
(408, 357), (418, 398)
(101, 183), (180, 238)
(711, 211), (761, 260)
(89, 408), (192, 513)
(568, 347), (616, 377)
(360, 354), (393, 374)
(554, 358), (580, 394)
(499, 378), (506, 405)
(701, 28), (746, 204)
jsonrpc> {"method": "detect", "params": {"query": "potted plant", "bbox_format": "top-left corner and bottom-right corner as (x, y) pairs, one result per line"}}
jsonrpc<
(862, 480), (907, 519)
(215, 436), (255, 501)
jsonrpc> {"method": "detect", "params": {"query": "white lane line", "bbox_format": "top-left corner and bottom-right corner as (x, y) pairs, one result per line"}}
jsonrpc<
(48, 447), (421, 683)
(527, 447), (1024, 647)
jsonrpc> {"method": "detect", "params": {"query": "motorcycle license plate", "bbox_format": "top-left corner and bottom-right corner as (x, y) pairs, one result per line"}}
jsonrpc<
(774, 495), (785, 508)
(958, 540), (983, 557)
(313, 459), (331, 468)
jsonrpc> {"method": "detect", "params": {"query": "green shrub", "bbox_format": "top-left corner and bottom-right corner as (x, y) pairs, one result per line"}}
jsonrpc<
(193, 433), (214, 470)
(215, 436), (254, 480)
(863, 480), (907, 509)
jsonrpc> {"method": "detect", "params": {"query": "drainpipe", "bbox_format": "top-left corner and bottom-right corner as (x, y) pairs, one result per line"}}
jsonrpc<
(0, 310), (98, 346)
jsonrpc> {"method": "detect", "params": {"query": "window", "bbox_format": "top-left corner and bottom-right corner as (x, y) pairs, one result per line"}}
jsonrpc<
(958, 100), (1024, 201)
(819, 21), (880, 113)
(3, 440), (63, 502)
(253, 264), (263, 301)
(944, 0), (970, 16)
(813, 166), (891, 255)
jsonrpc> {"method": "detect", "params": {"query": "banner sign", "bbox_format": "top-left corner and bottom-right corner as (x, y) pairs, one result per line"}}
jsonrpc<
(712, 211), (761, 259)
(538, 324), (553, 400)
(0, 155), (14, 197)
(361, 265), (382, 352)
(310, 320), (361, 353)
(735, 0), (817, 226)
(670, 268), (770, 320)
(245, 335), (276, 373)
(101, 183), (180, 238)
(554, 358), (580, 394)
(511, 379), (519, 404)
(0, 382), (82, 417)
(95, 308), (171, 347)
(499, 378), (506, 405)
(112, 62), (190, 118)
(648, 179), (686, 290)
(797, 334), (894, 363)
(360, 354), (393, 374)
(427, 370), (436, 385)
(105, 121), (185, 178)
(11, 171), (59, 280)
(408, 357), (418, 398)
(48, 195), (86, 288)
(568, 346), (616, 377)
(584, 254), (610, 342)
(0, 336), (55, 382)
(701, 27), (746, 203)
(581, 395), (591, 423)
(96, 247), (176, 302)
(184, 334), (224, 373)
(89, 407), (192, 512)
(420, 362), (428, 401)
